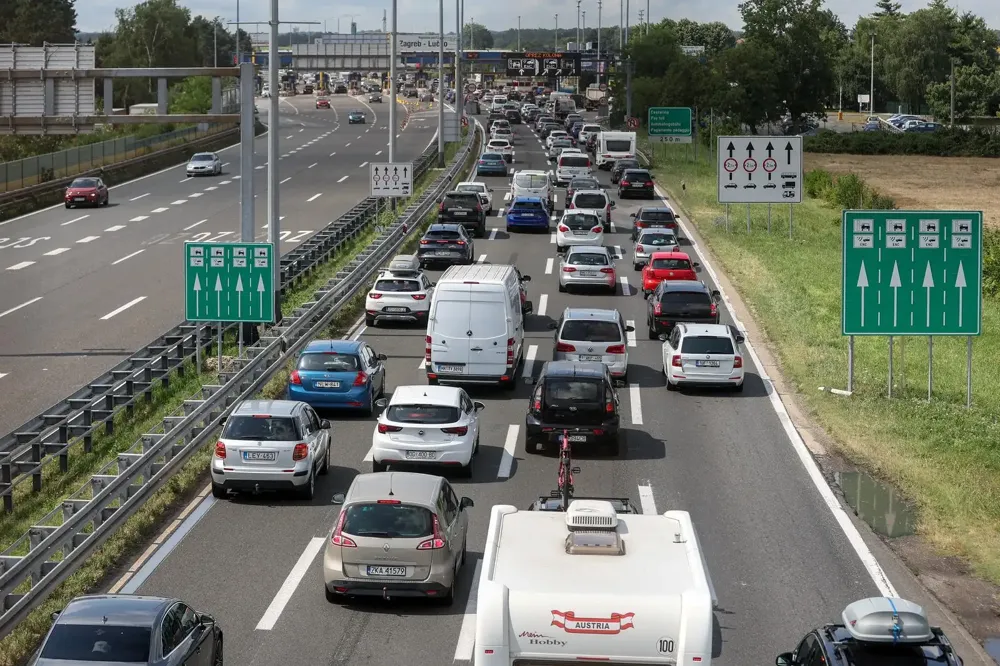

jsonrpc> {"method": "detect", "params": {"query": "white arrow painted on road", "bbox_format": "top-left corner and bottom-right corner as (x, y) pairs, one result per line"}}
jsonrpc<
(922, 262), (934, 328)
(235, 274), (244, 319)
(955, 260), (967, 328)
(889, 261), (902, 328)
(215, 274), (223, 318)
(257, 274), (266, 316)
(857, 261), (869, 327)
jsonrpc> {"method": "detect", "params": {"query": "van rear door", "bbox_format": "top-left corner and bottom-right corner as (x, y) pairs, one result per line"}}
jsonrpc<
(428, 288), (472, 375)
(468, 290), (511, 378)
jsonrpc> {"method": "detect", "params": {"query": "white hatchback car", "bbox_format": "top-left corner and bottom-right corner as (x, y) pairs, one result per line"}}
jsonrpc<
(660, 323), (746, 391)
(364, 258), (434, 327)
(546, 130), (570, 149)
(455, 181), (493, 214)
(371, 385), (485, 477)
(486, 138), (515, 163)
(556, 211), (604, 251)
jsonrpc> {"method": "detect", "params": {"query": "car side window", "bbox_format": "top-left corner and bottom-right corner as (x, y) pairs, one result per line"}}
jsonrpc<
(308, 408), (321, 431)
(178, 604), (198, 635)
(298, 411), (313, 435)
(361, 346), (375, 368)
(160, 604), (183, 655)
(443, 483), (460, 522)
(670, 328), (681, 349)
(422, 275), (433, 290)
(794, 635), (821, 666)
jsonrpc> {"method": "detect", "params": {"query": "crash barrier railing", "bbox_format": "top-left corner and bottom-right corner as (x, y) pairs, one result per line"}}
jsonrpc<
(0, 122), (479, 639)
(0, 145), (442, 515)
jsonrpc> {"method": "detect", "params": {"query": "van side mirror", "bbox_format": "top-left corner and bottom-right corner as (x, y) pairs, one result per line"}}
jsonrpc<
(630, 212), (637, 217)
(332, 493), (346, 504)
(610, 201), (616, 208)
(712, 289), (721, 300)
(218, 416), (227, 427)
(776, 653), (793, 666)
(693, 262), (701, 269)
(736, 335), (745, 344)
(51, 610), (61, 621)
(460, 496), (475, 510)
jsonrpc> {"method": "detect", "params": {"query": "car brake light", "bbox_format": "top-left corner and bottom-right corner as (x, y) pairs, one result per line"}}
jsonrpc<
(734, 356), (743, 368)
(442, 426), (468, 435)
(562, 266), (576, 273)
(377, 499), (401, 504)
(507, 337), (515, 365)
(710, 303), (718, 317)
(411, 293), (427, 300)
(353, 371), (368, 387)
(646, 181), (654, 187)
(455, 240), (466, 245)
(558, 225), (569, 232)
(591, 226), (603, 233)
(653, 302), (663, 315)
(636, 244), (644, 253)
(438, 202), (444, 212)
(567, 202), (574, 209)
(555, 342), (576, 352)
(417, 514), (446, 550)
(331, 509), (357, 548)
(606, 344), (626, 354)
(290, 370), (303, 385)
(672, 355), (683, 367)
(600, 267), (615, 274)
(369, 292), (382, 299)
(420, 239), (430, 244)
(214, 441), (226, 458)
(377, 423), (402, 433)
(292, 443), (309, 461)
(425, 335), (432, 362)
(605, 397), (614, 413)
(621, 180), (630, 186)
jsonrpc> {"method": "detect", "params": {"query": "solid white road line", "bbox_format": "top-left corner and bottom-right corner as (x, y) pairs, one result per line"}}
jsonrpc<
(477, 254), (487, 263)
(150, 207), (169, 213)
(306, 193), (322, 202)
(619, 276), (631, 295)
(637, 483), (657, 515)
(61, 215), (89, 226)
(626, 319), (637, 347)
(100, 296), (146, 320)
(76, 236), (100, 243)
(488, 229), (498, 240)
(44, 247), (70, 256)
(359, 161), (368, 168)
(537, 294), (548, 317)
(6, 261), (35, 271)
(308, 163), (317, 169)
(549, 232), (556, 244)
(171, 200), (187, 205)
(452, 560), (483, 661)
(113, 249), (145, 265)
(105, 225), (126, 232)
(129, 216), (149, 222)
(496, 425), (520, 479)
(375, 150), (382, 155)
(0, 297), (42, 318)
(521, 345), (537, 378)
(255, 537), (325, 631)
(129, 193), (149, 201)
(280, 177), (292, 184)
(629, 383), (643, 425)
(337, 175), (349, 183)
(545, 258), (554, 274)
(184, 220), (206, 230)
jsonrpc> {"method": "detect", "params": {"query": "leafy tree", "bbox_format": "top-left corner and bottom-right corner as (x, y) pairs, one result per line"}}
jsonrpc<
(0, 0), (77, 45)
(926, 65), (1000, 121)
(880, 2), (957, 111)
(169, 76), (212, 113)
(711, 40), (784, 132)
(464, 22), (494, 50)
(664, 18), (737, 55)
(872, 0), (903, 18)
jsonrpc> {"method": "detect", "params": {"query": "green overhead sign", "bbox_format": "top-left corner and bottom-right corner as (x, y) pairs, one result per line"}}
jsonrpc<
(647, 107), (692, 143)
(185, 242), (275, 323)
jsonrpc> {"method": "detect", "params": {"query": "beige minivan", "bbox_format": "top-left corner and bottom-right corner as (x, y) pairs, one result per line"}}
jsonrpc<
(323, 472), (473, 605)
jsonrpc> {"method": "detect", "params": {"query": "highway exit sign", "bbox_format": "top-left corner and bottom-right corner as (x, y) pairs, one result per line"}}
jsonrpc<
(841, 211), (982, 336)
(647, 107), (692, 143)
(185, 242), (275, 323)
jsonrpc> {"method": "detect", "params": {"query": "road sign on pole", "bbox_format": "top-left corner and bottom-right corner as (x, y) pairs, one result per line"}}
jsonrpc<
(625, 116), (640, 130)
(370, 162), (414, 197)
(716, 135), (802, 204)
(185, 242), (275, 323)
(841, 210), (983, 336)
(647, 107), (692, 143)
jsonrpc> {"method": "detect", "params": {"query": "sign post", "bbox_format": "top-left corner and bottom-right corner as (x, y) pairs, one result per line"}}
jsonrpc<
(648, 107), (692, 143)
(185, 242), (275, 323)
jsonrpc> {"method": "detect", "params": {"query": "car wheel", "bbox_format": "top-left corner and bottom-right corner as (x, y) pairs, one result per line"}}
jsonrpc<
(634, 263), (641, 271)
(325, 586), (346, 604)
(366, 313), (376, 327)
(372, 460), (388, 473)
(733, 380), (745, 393)
(505, 225), (512, 233)
(65, 203), (71, 208)
(458, 452), (474, 478)
(648, 322), (658, 340)
(211, 482), (227, 499)
(666, 378), (678, 391)
(297, 471), (316, 500)
(558, 281), (566, 293)
(212, 636), (224, 666)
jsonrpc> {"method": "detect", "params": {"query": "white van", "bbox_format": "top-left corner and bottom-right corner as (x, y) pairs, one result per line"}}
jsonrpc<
(596, 130), (637, 169)
(554, 151), (592, 186)
(510, 170), (555, 210)
(425, 264), (524, 389)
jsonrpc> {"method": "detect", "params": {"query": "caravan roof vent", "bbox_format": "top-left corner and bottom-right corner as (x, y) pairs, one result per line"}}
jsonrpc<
(841, 598), (933, 644)
(564, 499), (618, 531)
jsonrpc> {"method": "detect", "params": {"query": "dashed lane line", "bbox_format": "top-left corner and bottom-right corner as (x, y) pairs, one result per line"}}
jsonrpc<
(76, 236), (100, 243)
(100, 296), (147, 320)
(521, 345), (538, 378)
(337, 175), (349, 183)
(496, 425), (520, 479)
(537, 294), (548, 317)
(44, 248), (70, 256)
(0, 297), (42, 318)
(626, 320), (637, 347)
(61, 214), (89, 226)
(113, 249), (145, 265)
(545, 257), (554, 274)
(6, 261), (35, 270)
(629, 383), (643, 425)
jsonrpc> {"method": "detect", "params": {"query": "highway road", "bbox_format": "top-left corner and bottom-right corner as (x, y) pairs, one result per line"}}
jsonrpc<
(0, 92), (438, 436)
(115, 116), (987, 666)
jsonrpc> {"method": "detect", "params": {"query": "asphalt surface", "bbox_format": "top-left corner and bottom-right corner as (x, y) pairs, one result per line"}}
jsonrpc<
(114, 115), (993, 666)
(0, 92), (437, 435)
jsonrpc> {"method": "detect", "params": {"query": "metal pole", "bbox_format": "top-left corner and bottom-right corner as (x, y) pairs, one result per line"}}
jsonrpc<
(582, 11), (586, 48)
(869, 34), (874, 115)
(625, 0), (629, 44)
(455, 0), (461, 122)
(217, 324), (223, 379)
(746, 204), (750, 234)
(888, 336), (894, 399)
(195, 324), (202, 373)
(847, 335), (854, 393)
(966, 336), (972, 408)
(236, 0), (241, 67)
(577, 0), (581, 50)
(788, 204), (793, 238)
(619, 0), (623, 50)
(646, 0), (650, 35)
(267, 0), (281, 321)
(725, 204), (730, 232)
(239, 323), (244, 357)
(949, 60), (955, 127)
(437, 0), (445, 167)
(597, 1), (602, 85)
(517, 16), (521, 51)
(555, 14), (559, 51)
(239, 62), (255, 242)
(625, 60), (632, 118)
(214, 24), (218, 67)
(767, 203), (771, 232)
(927, 336), (933, 400)
(389, 0), (397, 163)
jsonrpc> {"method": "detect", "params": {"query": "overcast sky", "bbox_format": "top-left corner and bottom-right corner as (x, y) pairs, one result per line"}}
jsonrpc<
(77, 0), (999, 35)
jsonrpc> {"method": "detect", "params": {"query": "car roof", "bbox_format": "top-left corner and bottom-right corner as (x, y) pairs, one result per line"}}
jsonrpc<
(565, 245), (609, 255)
(303, 339), (363, 354)
(427, 223), (464, 232)
(346, 471), (442, 506)
(638, 206), (673, 213)
(512, 195), (543, 203)
(561, 307), (620, 322)
(389, 385), (463, 407)
(191, 152), (214, 157)
(661, 280), (709, 292)
(516, 169), (548, 176)
(650, 251), (690, 260)
(233, 399), (302, 416)
(58, 595), (173, 627)
(457, 181), (486, 188)
(481, 152), (504, 159)
(540, 360), (607, 379)
(678, 323), (733, 338)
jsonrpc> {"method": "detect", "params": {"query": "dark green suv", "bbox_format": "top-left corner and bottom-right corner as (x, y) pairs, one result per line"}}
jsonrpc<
(348, 110), (366, 124)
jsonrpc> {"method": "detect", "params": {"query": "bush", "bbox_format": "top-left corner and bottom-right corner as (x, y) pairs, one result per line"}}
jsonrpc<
(984, 229), (1000, 298)
(805, 168), (895, 211)
(804, 126), (1000, 157)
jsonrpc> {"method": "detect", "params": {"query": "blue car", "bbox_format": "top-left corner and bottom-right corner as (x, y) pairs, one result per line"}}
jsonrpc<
(477, 152), (508, 176)
(287, 339), (387, 414)
(506, 196), (550, 233)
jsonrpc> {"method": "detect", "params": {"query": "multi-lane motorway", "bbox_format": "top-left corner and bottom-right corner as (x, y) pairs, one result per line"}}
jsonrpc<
(0, 93), (438, 435)
(114, 115), (988, 666)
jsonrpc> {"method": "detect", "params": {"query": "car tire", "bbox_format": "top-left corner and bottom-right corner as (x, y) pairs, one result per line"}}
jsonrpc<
(325, 586), (346, 604)
(648, 322), (658, 340)
(65, 203), (70, 208)
(558, 281), (566, 293)
(212, 636), (224, 666)
(458, 452), (474, 478)
(366, 314), (376, 327)
(733, 381), (745, 393)
(211, 482), (227, 499)
(666, 378), (678, 391)
(372, 460), (388, 473)
(633, 263), (641, 271)
(297, 471), (316, 500)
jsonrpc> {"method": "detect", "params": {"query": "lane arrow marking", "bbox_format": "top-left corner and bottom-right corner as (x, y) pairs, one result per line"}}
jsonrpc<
(726, 141), (734, 158)
(785, 141), (794, 165)
(765, 141), (774, 157)
(922, 262), (934, 328)
(857, 261), (869, 327)
(193, 274), (203, 316)
(890, 261), (902, 328)
(746, 141), (754, 157)
(955, 260), (967, 328)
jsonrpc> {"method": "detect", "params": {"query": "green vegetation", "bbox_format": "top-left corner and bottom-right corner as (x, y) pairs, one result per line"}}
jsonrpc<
(643, 139), (1000, 584)
(803, 126), (1000, 157)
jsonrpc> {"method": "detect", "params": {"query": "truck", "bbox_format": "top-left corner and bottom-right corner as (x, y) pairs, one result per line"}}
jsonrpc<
(586, 84), (607, 110)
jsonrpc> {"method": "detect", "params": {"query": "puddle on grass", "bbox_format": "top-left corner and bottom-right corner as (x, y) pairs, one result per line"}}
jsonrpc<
(984, 638), (1000, 666)
(834, 471), (916, 538)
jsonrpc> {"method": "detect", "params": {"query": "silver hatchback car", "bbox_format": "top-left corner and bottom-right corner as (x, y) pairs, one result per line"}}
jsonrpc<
(324, 472), (473, 605)
(633, 228), (681, 270)
(550, 308), (633, 381)
(211, 399), (332, 500)
(559, 245), (617, 293)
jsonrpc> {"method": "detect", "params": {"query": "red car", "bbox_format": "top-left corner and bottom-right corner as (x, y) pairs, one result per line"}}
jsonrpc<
(64, 177), (109, 209)
(641, 251), (698, 294)
(316, 98), (331, 109)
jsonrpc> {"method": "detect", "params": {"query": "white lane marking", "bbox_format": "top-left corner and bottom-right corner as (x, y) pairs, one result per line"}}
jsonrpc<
(0, 296), (43, 318)
(496, 425), (520, 479)
(100, 296), (147, 320)
(6, 261), (35, 270)
(220, 180), (232, 185)
(345, 142), (351, 147)
(545, 257), (554, 274)
(113, 249), (145, 265)
(610, 221), (617, 233)
(488, 229), (498, 240)
(496, 207), (505, 218)
(285, 135), (293, 139)
(105, 225), (126, 232)
(184, 220), (207, 231)
(521, 345), (537, 378)
(299, 128), (304, 132)
(0, 373), (7, 380)
(179, 177), (190, 183)
(375, 150), (382, 155)
(477, 254), (487, 263)
(150, 207), (169, 213)
(638, 483), (657, 515)
(452, 560), (483, 661)
(626, 320), (637, 347)
(129, 193), (149, 202)
(613, 245), (623, 259)
(549, 232), (556, 244)
(61, 214), (90, 226)
(204, 186), (217, 191)
(537, 294), (548, 317)
(629, 383), (643, 425)
(189, 192), (203, 198)
(171, 200), (187, 205)
(418, 359), (427, 370)
(359, 161), (368, 168)
(280, 177), (292, 184)
(337, 175), (349, 183)
(619, 276), (631, 295)
(306, 193), (322, 202)
(44, 247), (70, 256)
(255, 536), (325, 631)
(357, 135), (362, 140)
(255, 165), (265, 169)
(329, 152), (336, 157)
(222, 162), (230, 167)
(232, 175), (241, 179)
(362, 447), (374, 462)
(129, 215), (149, 222)
(76, 235), (99, 243)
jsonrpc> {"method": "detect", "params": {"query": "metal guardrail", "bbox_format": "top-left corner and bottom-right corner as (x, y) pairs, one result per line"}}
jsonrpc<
(0, 145), (440, 514)
(0, 122), (479, 638)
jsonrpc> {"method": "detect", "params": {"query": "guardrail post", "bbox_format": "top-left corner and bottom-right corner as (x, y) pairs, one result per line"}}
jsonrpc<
(58, 425), (69, 473)
(103, 395), (114, 436)
(125, 380), (136, 419)
(30, 442), (42, 492)
(82, 408), (93, 453)
(159, 355), (170, 390)
(176, 338), (186, 378)
(143, 367), (153, 402)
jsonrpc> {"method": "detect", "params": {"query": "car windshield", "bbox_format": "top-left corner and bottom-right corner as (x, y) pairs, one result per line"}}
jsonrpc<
(342, 503), (434, 538)
(40, 624), (151, 662)
(544, 378), (603, 403)
(386, 404), (461, 424)
(681, 335), (734, 355)
(513, 200), (545, 211)
(651, 258), (690, 270)
(583, 125), (601, 133)
(70, 178), (97, 188)
(615, 160), (639, 170)
(567, 251), (609, 266)
(560, 156), (589, 168)
(298, 352), (361, 371)
(574, 193), (607, 208)
(481, 153), (504, 162)
(515, 174), (548, 189)
(561, 320), (621, 342)
(639, 233), (677, 246)
(624, 171), (651, 181)
(191, 154), (213, 161)
(223, 415), (300, 441)
(374, 279), (420, 292)
(562, 213), (599, 230)
(424, 229), (463, 240)
(457, 184), (485, 193)
(488, 141), (509, 148)
(639, 210), (676, 222)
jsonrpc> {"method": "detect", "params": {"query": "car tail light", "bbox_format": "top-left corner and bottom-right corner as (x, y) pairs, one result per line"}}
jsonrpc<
(606, 344), (626, 354)
(442, 426), (468, 435)
(506, 337), (515, 365)
(417, 514), (446, 550)
(331, 509), (357, 548)
(734, 356), (743, 368)
(621, 180), (630, 186)
(600, 267), (615, 275)
(479, 160), (486, 165)
(646, 181), (654, 187)
(455, 240), (466, 245)
(377, 423), (402, 433)
(289, 370), (302, 385)
(558, 224), (569, 232)
(411, 293), (427, 300)
(555, 342), (576, 352)
(605, 396), (615, 413)
(439, 202), (445, 212)
(292, 443), (309, 461)
(425, 335), (432, 362)
(591, 226), (603, 233)
(562, 266), (577, 273)
(671, 355), (683, 367)
(420, 239), (430, 244)
(369, 292), (382, 299)
(353, 371), (368, 387)
(653, 302), (663, 315)
(214, 441), (226, 458)
(636, 220), (646, 228)
(475, 204), (482, 212)
(636, 244), (644, 253)
(710, 303), (718, 317)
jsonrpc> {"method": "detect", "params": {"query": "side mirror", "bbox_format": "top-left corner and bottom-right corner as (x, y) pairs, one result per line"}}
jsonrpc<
(473, 401), (486, 412)
(332, 493), (346, 504)
(610, 201), (616, 208)
(320, 419), (332, 429)
(523, 301), (533, 315)
(643, 291), (651, 300)
(547, 321), (558, 329)
(198, 613), (216, 626)
(218, 416), (227, 427)
(624, 325), (635, 332)
(712, 289), (721, 300)
(736, 335), (745, 344)
(460, 496), (475, 510)
(375, 398), (388, 409)
(377, 353), (388, 361)
(630, 212), (637, 217)
(776, 653), (793, 666)
(693, 261), (701, 269)
(51, 610), (61, 621)
(521, 275), (531, 282)
(658, 333), (668, 341)
(650, 175), (655, 179)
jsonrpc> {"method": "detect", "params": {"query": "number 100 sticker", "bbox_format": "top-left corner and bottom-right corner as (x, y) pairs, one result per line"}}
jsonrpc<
(658, 637), (675, 654)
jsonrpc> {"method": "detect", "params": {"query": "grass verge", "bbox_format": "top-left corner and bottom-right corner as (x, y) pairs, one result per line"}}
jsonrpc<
(642, 139), (1000, 584)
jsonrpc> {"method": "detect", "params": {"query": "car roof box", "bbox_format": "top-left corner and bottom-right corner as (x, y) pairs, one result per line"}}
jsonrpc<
(387, 254), (421, 276)
(841, 597), (933, 644)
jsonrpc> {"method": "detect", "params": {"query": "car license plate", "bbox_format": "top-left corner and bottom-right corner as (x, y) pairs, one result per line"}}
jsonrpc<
(568, 435), (587, 442)
(437, 364), (464, 373)
(367, 565), (407, 577)
(242, 451), (276, 461)
(580, 270), (598, 277)
(633, 183), (644, 187)
(74, 197), (85, 201)
(579, 355), (602, 362)
(405, 450), (437, 460)
(452, 211), (468, 215)
(696, 360), (721, 367)
(433, 251), (453, 256)
(384, 307), (408, 313)
(315, 381), (341, 388)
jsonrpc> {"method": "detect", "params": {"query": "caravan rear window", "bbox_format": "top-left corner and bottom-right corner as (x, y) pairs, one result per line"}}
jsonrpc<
(605, 139), (633, 152)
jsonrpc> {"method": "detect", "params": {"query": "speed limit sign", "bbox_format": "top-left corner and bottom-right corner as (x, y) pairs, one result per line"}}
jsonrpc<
(626, 116), (640, 130)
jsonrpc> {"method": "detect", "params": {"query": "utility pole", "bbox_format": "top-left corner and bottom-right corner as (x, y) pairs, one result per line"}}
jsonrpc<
(625, 59), (633, 119)
(554, 14), (559, 51)
(235, 0), (241, 68)
(577, 0), (581, 50)
(646, 0), (649, 35)
(382, 9), (387, 33)
(517, 16), (521, 52)
(213, 22), (218, 67)
(456, 0), (461, 121)
(869, 34), (875, 115)
(582, 11), (586, 48)
(437, 0), (445, 166)
(389, 0), (397, 164)
(625, 0), (629, 44)
(619, 0), (623, 50)
(597, 0), (602, 85)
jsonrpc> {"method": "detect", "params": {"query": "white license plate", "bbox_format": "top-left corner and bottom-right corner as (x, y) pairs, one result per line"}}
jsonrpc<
(632, 183), (644, 187)
(573, 231), (589, 236)
(315, 381), (341, 388)
(433, 251), (454, 256)
(405, 450), (437, 460)
(568, 435), (587, 442)
(242, 451), (276, 461)
(580, 270), (598, 277)
(696, 360), (721, 367)
(452, 211), (468, 215)
(384, 307), (407, 313)
(437, 364), (464, 373)
(579, 355), (602, 362)
(367, 565), (407, 576)
(74, 197), (85, 201)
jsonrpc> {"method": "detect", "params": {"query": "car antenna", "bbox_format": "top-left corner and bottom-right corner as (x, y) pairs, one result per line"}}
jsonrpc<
(388, 473), (395, 497)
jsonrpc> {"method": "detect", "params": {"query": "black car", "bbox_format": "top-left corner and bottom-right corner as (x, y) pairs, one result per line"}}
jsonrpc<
(417, 224), (475, 267)
(566, 175), (602, 201)
(504, 109), (522, 124)
(539, 123), (564, 139)
(439, 191), (487, 237)
(611, 158), (641, 184)
(630, 206), (679, 241)
(488, 110), (506, 125)
(525, 361), (622, 456)
(618, 168), (656, 199)
(645, 280), (720, 338)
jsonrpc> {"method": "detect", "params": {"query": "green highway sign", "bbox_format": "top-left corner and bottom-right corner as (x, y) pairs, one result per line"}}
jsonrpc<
(647, 107), (692, 143)
(185, 242), (275, 323)
(841, 211), (982, 336)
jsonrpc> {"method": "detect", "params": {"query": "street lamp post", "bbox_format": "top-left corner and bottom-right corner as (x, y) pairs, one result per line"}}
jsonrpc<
(582, 11), (586, 48)
(213, 21), (218, 67)
(517, 16), (521, 51)
(597, 0), (602, 85)
(437, 0), (445, 166)
(576, 0), (581, 50)
(554, 14), (559, 51)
